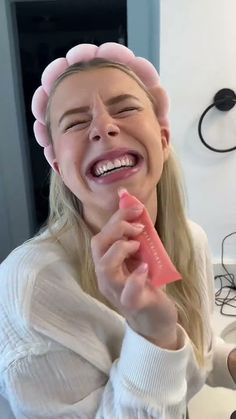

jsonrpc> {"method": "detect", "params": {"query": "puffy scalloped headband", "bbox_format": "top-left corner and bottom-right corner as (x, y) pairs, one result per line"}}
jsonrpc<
(31, 42), (170, 169)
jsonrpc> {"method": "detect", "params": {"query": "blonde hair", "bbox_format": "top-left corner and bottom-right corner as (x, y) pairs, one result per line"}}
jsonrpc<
(39, 59), (205, 366)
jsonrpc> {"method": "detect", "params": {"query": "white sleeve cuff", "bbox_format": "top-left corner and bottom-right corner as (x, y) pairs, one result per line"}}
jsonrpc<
(116, 323), (191, 405)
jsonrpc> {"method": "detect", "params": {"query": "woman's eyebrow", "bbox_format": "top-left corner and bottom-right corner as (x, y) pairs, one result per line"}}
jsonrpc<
(58, 94), (140, 126)
(58, 105), (89, 125)
(106, 93), (140, 106)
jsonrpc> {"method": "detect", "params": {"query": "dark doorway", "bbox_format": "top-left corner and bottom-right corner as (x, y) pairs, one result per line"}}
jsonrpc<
(13, 0), (127, 230)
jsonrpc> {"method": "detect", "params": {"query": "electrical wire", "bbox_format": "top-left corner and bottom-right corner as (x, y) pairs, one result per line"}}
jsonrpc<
(214, 232), (236, 316)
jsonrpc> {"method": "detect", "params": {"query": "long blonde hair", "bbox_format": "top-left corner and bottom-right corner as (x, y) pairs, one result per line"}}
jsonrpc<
(39, 60), (205, 366)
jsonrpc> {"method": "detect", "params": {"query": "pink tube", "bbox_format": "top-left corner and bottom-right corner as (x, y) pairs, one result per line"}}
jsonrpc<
(119, 189), (182, 287)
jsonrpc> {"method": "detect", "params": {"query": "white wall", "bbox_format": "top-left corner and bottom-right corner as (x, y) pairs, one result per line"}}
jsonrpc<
(160, 0), (236, 263)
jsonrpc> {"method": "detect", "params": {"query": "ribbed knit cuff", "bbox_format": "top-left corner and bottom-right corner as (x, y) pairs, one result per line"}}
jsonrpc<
(117, 323), (190, 404)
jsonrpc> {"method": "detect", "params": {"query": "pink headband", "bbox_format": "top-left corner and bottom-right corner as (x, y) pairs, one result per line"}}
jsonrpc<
(31, 42), (170, 169)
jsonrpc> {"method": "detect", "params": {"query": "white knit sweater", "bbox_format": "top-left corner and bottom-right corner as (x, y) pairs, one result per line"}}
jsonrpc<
(0, 221), (235, 419)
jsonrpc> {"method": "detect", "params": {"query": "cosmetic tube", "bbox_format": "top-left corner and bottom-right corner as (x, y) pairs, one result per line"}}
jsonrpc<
(119, 189), (182, 287)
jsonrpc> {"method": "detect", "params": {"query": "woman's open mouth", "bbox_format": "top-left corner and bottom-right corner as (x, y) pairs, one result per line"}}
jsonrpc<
(86, 149), (143, 184)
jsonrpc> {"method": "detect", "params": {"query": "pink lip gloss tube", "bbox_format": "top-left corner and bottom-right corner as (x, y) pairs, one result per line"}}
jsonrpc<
(118, 188), (182, 287)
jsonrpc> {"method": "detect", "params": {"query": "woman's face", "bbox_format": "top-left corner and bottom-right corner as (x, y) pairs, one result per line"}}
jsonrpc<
(49, 67), (170, 230)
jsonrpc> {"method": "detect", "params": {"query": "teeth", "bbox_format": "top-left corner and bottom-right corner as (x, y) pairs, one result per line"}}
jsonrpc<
(93, 154), (136, 177)
(125, 156), (130, 165)
(114, 159), (122, 168)
(107, 161), (115, 171)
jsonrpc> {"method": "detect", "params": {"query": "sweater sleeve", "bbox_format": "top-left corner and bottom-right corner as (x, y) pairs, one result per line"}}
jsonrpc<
(2, 349), (106, 419)
(1, 325), (190, 419)
(0, 248), (191, 419)
(97, 324), (190, 418)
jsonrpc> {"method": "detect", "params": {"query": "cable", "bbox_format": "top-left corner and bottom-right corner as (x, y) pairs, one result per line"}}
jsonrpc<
(214, 231), (236, 317)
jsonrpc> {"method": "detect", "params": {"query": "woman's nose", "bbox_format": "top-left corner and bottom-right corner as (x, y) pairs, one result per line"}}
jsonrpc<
(89, 113), (120, 142)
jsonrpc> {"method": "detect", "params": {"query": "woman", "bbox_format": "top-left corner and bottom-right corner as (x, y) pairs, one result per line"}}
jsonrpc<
(0, 42), (235, 418)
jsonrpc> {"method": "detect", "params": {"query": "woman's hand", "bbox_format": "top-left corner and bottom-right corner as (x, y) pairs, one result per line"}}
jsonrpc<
(91, 204), (178, 350)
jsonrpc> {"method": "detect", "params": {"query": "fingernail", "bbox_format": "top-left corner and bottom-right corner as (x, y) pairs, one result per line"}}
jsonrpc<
(118, 187), (128, 198)
(136, 262), (148, 274)
(132, 223), (145, 230)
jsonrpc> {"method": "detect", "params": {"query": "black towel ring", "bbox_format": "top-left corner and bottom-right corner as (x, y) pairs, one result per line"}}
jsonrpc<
(198, 88), (236, 153)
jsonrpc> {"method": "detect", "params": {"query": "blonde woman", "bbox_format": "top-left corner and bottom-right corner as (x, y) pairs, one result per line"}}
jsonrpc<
(0, 42), (235, 419)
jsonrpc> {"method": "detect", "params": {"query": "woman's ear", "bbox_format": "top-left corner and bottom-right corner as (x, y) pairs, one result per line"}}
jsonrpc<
(161, 127), (170, 161)
(52, 159), (62, 176)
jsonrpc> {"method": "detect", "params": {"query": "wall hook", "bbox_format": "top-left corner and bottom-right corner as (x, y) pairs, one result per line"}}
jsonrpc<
(198, 88), (236, 153)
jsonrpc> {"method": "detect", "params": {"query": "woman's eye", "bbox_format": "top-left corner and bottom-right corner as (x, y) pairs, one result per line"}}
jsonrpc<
(117, 107), (137, 114)
(65, 121), (89, 131)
